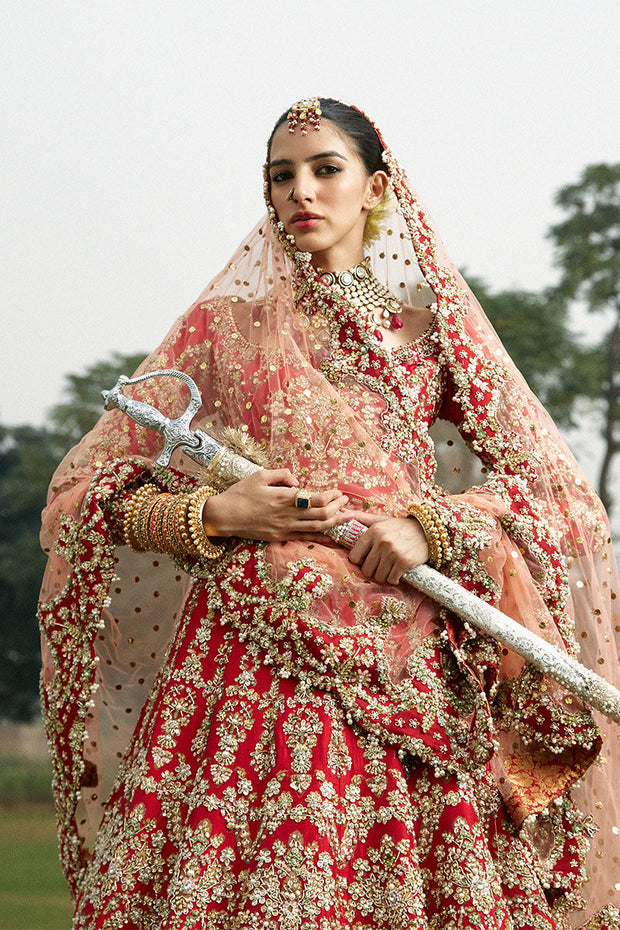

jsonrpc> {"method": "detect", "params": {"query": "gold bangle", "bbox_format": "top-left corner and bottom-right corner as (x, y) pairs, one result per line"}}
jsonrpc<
(148, 493), (175, 552)
(165, 493), (189, 552)
(124, 484), (158, 551)
(186, 485), (225, 559)
(435, 518), (453, 564)
(140, 495), (161, 550)
(407, 500), (447, 569)
(177, 493), (197, 555)
(150, 492), (194, 557)
(125, 485), (226, 560)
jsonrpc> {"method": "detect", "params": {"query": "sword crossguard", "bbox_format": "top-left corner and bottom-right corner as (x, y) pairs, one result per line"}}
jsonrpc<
(102, 369), (206, 466)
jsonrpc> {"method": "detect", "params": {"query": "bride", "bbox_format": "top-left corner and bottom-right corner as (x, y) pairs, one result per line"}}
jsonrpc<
(39, 97), (620, 928)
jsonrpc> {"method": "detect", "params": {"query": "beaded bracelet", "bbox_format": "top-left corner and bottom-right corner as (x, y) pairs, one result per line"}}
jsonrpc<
(175, 493), (198, 555)
(415, 499), (452, 565)
(434, 513), (453, 565)
(124, 484), (158, 551)
(407, 500), (449, 569)
(186, 485), (226, 559)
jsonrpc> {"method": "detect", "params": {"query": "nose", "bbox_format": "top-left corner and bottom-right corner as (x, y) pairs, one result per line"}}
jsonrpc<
(290, 169), (315, 204)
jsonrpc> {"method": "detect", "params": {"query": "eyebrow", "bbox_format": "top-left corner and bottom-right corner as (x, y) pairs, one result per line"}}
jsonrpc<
(267, 150), (348, 169)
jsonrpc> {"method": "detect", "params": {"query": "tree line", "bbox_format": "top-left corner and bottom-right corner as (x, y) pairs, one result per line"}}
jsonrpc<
(1, 164), (618, 721)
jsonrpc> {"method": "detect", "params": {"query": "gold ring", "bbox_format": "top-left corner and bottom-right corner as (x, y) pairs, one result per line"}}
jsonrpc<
(294, 490), (312, 510)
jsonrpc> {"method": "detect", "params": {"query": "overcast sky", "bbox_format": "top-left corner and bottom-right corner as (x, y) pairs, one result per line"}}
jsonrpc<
(2, 0), (619, 437)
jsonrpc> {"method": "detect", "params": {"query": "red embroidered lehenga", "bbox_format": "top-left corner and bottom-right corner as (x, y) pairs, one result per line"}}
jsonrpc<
(38, 106), (620, 929)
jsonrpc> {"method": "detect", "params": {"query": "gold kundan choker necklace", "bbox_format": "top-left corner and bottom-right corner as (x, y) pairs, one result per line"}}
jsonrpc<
(318, 257), (404, 339)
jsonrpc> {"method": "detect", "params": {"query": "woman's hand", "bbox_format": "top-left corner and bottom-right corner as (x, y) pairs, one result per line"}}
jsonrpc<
(346, 511), (430, 585)
(201, 469), (350, 542)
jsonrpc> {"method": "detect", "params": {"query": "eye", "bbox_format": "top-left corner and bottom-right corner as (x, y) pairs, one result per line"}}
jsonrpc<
(316, 164), (341, 176)
(270, 170), (293, 184)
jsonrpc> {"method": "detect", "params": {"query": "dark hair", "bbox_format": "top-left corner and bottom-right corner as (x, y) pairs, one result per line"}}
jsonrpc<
(268, 98), (384, 175)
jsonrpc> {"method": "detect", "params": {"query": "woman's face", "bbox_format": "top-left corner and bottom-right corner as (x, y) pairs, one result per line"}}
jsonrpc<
(268, 120), (385, 272)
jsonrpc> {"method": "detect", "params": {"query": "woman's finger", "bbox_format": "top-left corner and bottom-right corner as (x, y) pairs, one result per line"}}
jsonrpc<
(359, 546), (382, 579)
(387, 562), (406, 586)
(295, 496), (350, 522)
(261, 468), (298, 488)
(349, 529), (374, 565)
(340, 509), (389, 527)
(289, 488), (349, 512)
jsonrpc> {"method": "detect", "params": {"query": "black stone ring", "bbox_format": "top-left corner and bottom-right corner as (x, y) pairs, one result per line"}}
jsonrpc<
(294, 490), (312, 510)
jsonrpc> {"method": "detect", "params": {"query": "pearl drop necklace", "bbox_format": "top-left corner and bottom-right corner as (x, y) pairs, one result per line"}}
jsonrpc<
(318, 257), (404, 340)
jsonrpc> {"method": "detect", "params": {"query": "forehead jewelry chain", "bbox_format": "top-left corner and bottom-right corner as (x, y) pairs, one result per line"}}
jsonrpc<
(287, 97), (322, 134)
(318, 257), (404, 340)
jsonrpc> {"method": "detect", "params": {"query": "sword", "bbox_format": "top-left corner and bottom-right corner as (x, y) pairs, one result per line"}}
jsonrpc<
(103, 368), (620, 724)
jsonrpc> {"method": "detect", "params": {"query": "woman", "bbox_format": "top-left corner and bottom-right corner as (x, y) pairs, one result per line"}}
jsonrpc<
(39, 98), (620, 929)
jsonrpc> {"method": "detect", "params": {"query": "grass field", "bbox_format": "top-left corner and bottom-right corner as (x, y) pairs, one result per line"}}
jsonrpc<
(0, 758), (74, 930)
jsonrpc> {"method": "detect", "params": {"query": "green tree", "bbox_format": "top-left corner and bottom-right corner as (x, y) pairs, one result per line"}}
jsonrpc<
(547, 163), (620, 513)
(50, 351), (145, 454)
(0, 426), (59, 719)
(468, 279), (582, 427)
(0, 352), (145, 720)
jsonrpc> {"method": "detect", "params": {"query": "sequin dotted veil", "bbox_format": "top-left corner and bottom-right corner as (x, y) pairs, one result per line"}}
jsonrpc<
(38, 100), (620, 920)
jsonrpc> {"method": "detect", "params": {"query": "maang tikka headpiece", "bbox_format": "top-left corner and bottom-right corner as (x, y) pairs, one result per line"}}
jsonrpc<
(287, 97), (322, 134)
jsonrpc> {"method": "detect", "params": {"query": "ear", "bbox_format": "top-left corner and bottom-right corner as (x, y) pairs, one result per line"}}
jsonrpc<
(364, 171), (389, 210)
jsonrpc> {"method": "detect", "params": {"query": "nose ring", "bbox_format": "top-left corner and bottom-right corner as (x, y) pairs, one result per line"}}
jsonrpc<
(286, 188), (295, 202)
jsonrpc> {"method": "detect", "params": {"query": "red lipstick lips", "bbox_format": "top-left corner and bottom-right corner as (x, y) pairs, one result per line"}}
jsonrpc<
(291, 211), (323, 229)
